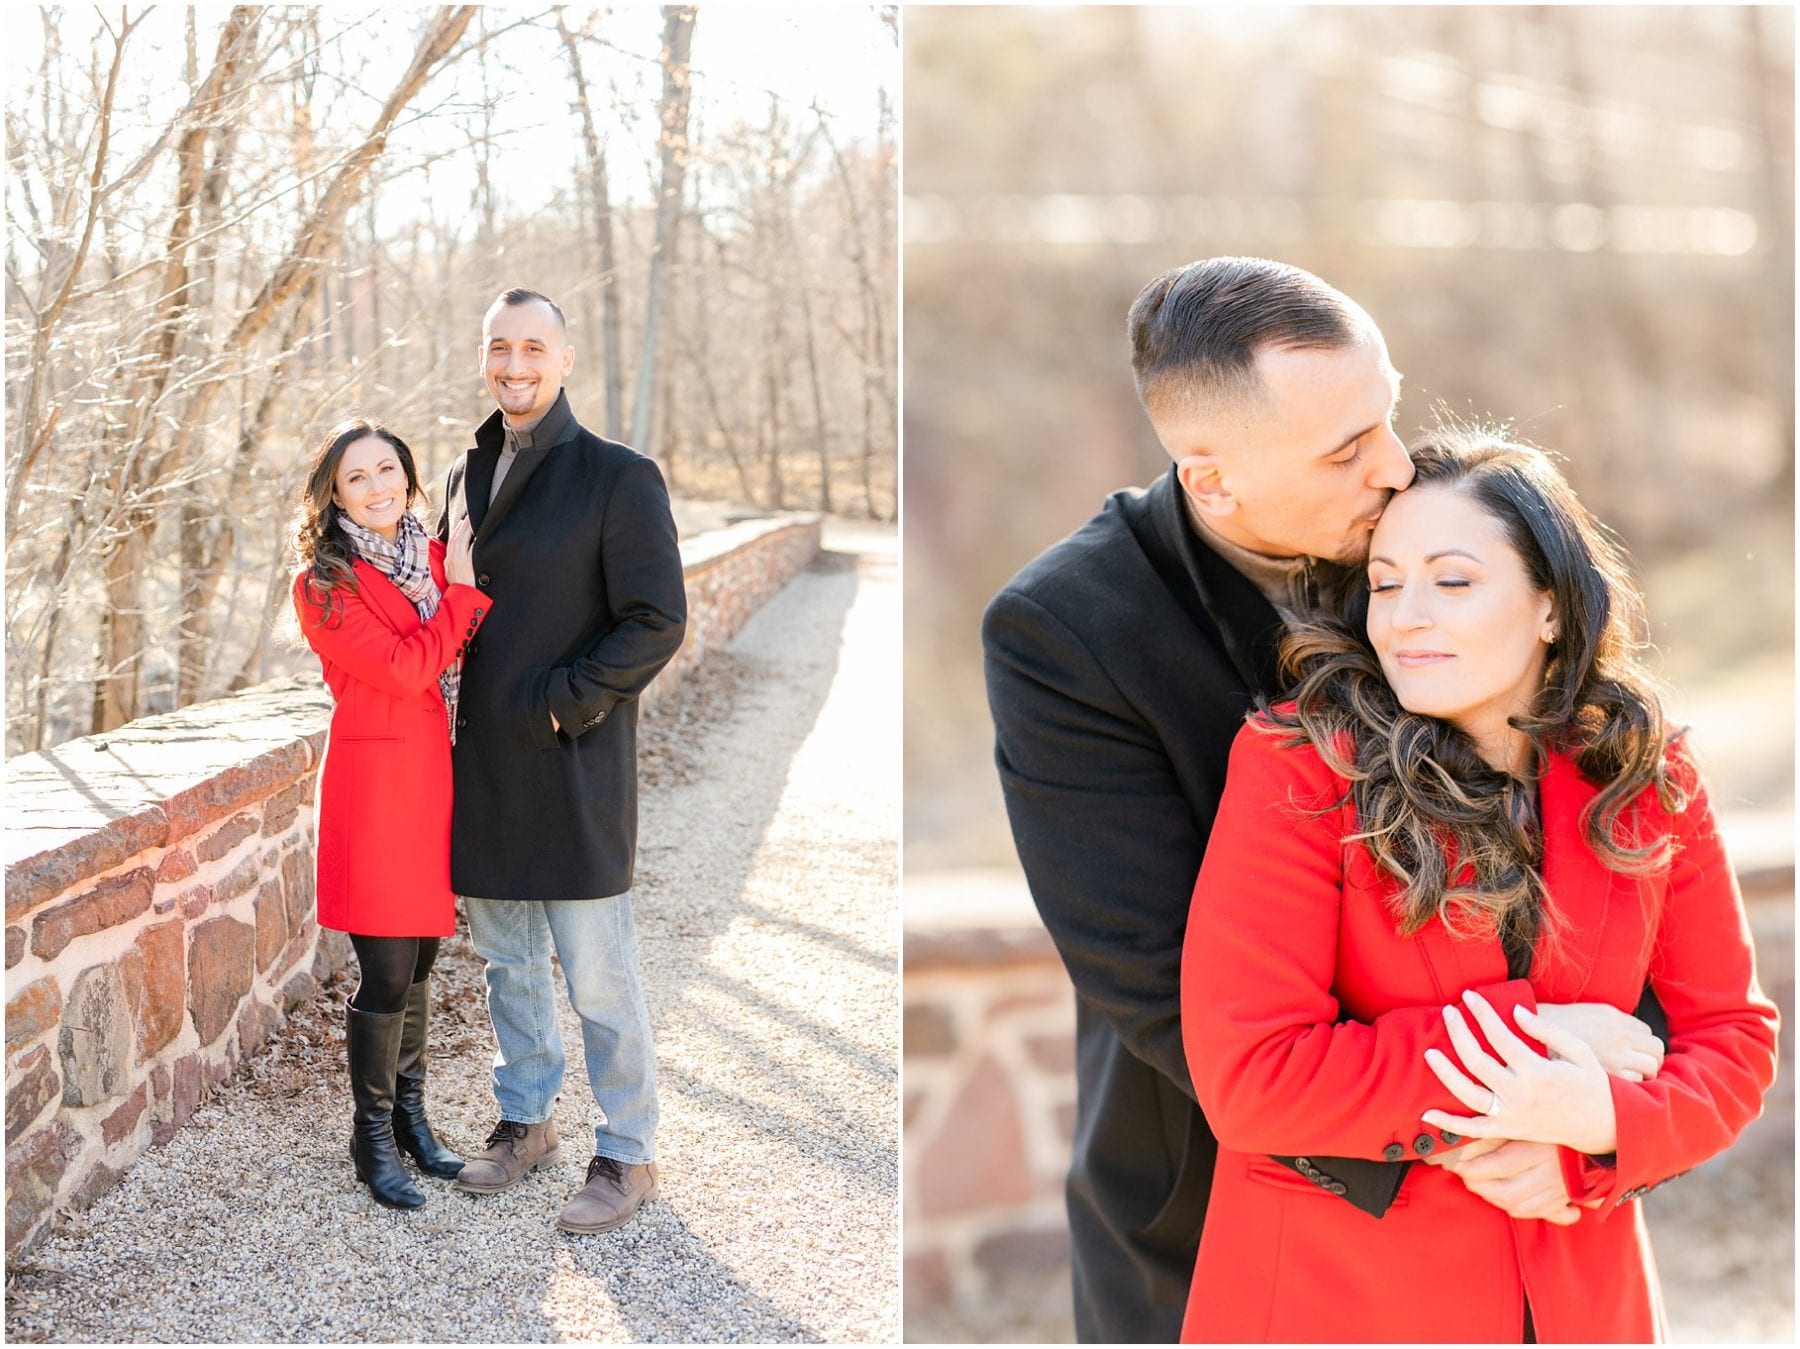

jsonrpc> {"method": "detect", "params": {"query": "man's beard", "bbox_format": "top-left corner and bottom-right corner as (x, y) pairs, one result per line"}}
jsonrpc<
(1330, 495), (1393, 566)
(1330, 529), (1374, 567)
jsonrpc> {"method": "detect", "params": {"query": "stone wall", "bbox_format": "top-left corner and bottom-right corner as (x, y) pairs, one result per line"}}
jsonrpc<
(4, 513), (820, 1255)
(656, 515), (822, 700)
(5, 682), (336, 1258)
(903, 870), (1077, 1341)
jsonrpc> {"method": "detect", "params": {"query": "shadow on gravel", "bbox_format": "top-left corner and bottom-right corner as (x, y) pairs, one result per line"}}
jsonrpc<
(634, 537), (885, 1001)
(603, 536), (896, 1342)
(568, 1202), (824, 1343)
(729, 895), (894, 971)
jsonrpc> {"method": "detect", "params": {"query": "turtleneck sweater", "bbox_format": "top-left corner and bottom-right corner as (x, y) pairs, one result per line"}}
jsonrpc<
(490, 410), (548, 506)
(1180, 490), (1317, 624)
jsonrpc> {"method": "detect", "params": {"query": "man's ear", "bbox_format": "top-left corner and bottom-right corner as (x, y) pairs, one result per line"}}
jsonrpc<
(1176, 452), (1237, 519)
(561, 343), (575, 376)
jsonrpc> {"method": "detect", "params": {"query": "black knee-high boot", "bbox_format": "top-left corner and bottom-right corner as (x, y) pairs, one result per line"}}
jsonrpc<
(346, 1001), (426, 1210)
(392, 979), (464, 1178)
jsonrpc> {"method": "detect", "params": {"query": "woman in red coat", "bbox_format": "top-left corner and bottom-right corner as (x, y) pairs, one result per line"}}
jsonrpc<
(1180, 428), (1778, 1342)
(292, 418), (491, 1210)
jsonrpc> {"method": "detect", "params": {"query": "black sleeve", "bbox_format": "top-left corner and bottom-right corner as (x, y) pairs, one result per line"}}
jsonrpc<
(539, 456), (687, 742)
(985, 583), (1413, 1219)
(983, 586), (1203, 1097)
(1634, 984), (1671, 1050)
(434, 465), (456, 543)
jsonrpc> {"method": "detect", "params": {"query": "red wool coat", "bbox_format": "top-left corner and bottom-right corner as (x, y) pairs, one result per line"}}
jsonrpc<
(1181, 719), (1778, 1344)
(294, 539), (491, 937)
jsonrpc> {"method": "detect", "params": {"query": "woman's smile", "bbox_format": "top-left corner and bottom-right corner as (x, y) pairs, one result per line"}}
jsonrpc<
(1391, 648), (1454, 667)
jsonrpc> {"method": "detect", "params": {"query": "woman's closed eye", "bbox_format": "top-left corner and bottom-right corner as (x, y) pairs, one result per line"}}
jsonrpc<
(1369, 576), (1474, 593)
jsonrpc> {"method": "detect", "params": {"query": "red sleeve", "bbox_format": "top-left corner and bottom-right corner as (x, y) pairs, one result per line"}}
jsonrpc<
(1181, 720), (1537, 1161)
(1560, 744), (1780, 1216)
(293, 570), (491, 699)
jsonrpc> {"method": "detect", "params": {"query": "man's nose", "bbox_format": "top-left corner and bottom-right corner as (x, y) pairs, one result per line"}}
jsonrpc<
(1366, 429), (1413, 492)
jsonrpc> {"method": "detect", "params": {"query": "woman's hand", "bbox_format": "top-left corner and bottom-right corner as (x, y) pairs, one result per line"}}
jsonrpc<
(1532, 1001), (1663, 1081)
(1420, 989), (1619, 1156)
(447, 518), (477, 588)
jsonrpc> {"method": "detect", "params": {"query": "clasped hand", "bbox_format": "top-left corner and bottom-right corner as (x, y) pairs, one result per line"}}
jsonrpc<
(1418, 990), (1645, 1222)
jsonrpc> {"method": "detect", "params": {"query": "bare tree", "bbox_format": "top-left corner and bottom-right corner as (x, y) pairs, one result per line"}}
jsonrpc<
(817, 95), (896, 520)
(8, 6), (897, 752)
(556, 7), (626, 441)
(630, 4), (696, 454)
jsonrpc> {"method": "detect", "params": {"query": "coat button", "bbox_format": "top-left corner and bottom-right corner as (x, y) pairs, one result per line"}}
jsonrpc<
(477, 573), (490, 586)
(473, 607), (484, 617)
(1412, 1133), (1435, 1156)
(1440, 1130), (1462, 1144)
(1329, 1181), (1347, 1195)
(1383, 1143), (1405, 1162)
(468, 644), (478, 657)
(456, 717), (468, 728)
(1294, 1157), (1313, 1173)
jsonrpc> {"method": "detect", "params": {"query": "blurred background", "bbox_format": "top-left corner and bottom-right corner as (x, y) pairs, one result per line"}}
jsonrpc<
(902, 6), (1792, 1342)
(6, 5), (896, 754)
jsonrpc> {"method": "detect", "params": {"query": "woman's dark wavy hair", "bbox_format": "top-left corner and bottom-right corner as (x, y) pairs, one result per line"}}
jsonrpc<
(288, 418), (423, 629)
(1263, 424), (1688, 948)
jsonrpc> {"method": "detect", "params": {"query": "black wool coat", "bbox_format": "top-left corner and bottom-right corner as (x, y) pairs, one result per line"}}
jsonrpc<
(438, 391), (686, 901)
(982, 465), (1404, 1343)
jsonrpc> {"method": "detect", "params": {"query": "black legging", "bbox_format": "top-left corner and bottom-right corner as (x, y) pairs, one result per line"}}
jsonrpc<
(348, 934), (441, 1014)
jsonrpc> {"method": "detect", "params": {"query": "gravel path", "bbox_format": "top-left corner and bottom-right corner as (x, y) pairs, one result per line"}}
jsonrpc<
(5, 520), (900, 1344)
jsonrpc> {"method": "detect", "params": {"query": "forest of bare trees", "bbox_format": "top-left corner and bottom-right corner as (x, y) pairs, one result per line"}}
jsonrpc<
(5, 5), (898, 754)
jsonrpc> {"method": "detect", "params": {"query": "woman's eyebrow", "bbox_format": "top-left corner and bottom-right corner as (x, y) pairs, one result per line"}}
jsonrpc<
(1368, 548), (1483, 566)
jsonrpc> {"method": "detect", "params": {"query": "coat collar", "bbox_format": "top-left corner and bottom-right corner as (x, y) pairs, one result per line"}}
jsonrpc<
(465, 389), (580, 533)
(1127, 464), (1288, 696)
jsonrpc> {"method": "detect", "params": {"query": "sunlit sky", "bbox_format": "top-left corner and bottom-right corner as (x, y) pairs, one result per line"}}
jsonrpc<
(6, 5), (896, 228)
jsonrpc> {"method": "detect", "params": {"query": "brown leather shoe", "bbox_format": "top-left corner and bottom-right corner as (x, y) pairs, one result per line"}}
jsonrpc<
(454, 1119), (561, 1194)
(556, 1156), (660, 1233)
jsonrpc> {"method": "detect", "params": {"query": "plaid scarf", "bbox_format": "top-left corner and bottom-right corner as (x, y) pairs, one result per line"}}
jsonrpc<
(339, 510), (462, 744)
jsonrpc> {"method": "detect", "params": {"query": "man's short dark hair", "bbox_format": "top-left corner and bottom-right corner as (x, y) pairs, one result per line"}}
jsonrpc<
(1128, 257), (1370, 423)
(491, 287), (567, 332)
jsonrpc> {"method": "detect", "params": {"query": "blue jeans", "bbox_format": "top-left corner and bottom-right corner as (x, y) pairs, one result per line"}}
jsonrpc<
(462, 892), (658, 1164)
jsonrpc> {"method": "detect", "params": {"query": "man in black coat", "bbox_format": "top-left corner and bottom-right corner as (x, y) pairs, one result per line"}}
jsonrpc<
(982, 258), (1416, 1340)
(438, 288), (687, 1234)
(985, 258), (1673, 1341)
